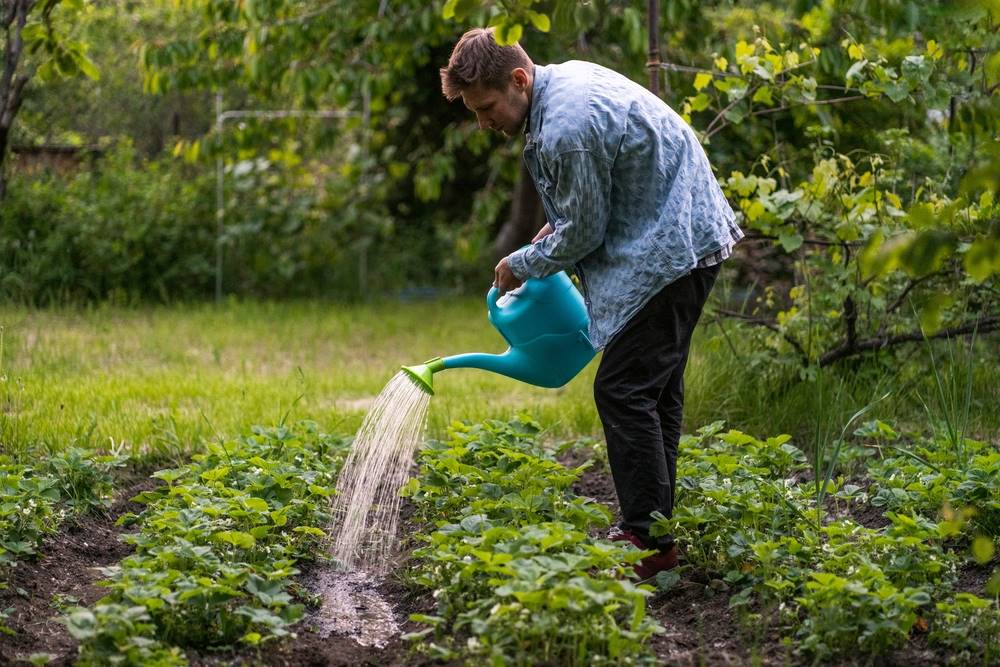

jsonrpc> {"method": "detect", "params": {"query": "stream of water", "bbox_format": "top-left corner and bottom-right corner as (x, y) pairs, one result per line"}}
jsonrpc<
(327, 371), (431, 573)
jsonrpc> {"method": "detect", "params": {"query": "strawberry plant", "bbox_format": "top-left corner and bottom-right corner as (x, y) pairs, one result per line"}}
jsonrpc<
(0, 465), (62, 571)
(794, 570), (928, 659)
(403, 418), (660, 665)
(1, 449), (122, 578)
(65, 421), (350, 663)
(648, 421), (994, 662)
(928, 593), (1000, 664)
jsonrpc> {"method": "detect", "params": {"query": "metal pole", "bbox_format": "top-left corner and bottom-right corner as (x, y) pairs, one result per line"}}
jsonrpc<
(215, 92), (224, 303)
(359, 86), (371, 299)
(212, 104), (352, 304)
(647, 0), (661, 96)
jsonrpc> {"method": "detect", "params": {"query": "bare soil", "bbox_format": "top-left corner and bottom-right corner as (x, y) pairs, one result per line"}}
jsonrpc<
(0, 475), (158, 666)
(0, 457), (992, 667)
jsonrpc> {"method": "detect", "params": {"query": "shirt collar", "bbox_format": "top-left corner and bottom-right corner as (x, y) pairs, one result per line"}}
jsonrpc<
(525, 64), (550, 138)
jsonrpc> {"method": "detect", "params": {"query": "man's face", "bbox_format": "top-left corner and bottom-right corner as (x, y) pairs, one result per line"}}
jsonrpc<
(461, 68), (531, 137)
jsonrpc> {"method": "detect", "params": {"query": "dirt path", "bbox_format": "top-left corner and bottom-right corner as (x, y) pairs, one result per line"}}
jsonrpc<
(0, 476), (157, 666)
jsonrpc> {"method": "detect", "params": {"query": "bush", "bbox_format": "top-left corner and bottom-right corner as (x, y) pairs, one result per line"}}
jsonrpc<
(1, 142), (216, 304)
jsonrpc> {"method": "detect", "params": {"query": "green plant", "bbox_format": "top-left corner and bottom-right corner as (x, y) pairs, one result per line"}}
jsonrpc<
(794, 570), (928, 659)
(67, 421), (350, 662)
(928, 593), (1000, 664)
(0, 463), (62, 570)
(403, 417), (661, 665)
(43, 447), (127, 513)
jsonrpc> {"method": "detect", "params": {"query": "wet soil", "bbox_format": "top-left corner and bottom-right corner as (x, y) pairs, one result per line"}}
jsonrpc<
(184, 571), (428, 667)
(186, 505), (438, 667)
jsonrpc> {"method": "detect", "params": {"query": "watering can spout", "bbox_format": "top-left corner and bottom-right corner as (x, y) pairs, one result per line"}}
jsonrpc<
(401, 357), (445, 395)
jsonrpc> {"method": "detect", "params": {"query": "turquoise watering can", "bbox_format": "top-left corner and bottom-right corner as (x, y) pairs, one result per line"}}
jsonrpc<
(402, 272), (596, 394)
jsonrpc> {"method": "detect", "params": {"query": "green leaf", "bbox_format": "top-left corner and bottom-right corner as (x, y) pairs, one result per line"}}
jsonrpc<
(900, 229), (957, 277)
(527, 11), (551, 33)
(63, 608), (97, 640)
(76, 55), (101, 81)
(778, 232), (804, 252)
(751, 85), (774, 105)
(964, 237), (1000, 282)
(693, 72), (713, 91)
(987, 571), (1000, 596)
(442, 0), (458, 19)
(971, 537), (995, 564)
(213, 531), (256, 549)
(689, 93), (710, 112)
(243, 497), (269, 512)
(917, 292), (953, 335)
(152, 468), (185, 484)
(655, 570), (680, 591)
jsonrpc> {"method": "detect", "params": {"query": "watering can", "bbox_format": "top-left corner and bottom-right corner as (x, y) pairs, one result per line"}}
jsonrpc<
(402, 271), (596, 394)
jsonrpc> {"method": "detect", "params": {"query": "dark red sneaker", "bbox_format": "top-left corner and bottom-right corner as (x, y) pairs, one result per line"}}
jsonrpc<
(608, 527), (679, 583)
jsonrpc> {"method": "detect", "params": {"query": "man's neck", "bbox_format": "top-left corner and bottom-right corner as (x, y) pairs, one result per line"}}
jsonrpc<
(523, 64), (536, 135)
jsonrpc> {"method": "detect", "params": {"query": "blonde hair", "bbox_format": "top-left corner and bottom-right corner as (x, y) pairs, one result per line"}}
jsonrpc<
(440, 27), (533, 101)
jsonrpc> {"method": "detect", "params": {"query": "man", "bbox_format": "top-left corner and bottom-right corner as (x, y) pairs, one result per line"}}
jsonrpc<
(440, 28), (742, 583)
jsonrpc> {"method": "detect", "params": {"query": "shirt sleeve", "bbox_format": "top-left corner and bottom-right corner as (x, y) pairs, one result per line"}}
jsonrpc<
(506, 149), (611, 280)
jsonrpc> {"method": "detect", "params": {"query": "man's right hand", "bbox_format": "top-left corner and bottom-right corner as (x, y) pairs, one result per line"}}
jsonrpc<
(532, 223), (554, 243)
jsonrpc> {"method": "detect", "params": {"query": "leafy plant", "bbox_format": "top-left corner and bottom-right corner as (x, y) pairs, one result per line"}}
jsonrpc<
(403, 417), (661, 665)
(67, 421), (350, 663)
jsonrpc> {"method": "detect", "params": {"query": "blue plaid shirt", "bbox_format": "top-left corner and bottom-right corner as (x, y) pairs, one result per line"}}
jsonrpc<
(507, 61), (741, 349)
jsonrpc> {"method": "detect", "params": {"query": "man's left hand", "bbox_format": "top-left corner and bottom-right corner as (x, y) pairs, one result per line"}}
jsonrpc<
(494, 256), (523, 294)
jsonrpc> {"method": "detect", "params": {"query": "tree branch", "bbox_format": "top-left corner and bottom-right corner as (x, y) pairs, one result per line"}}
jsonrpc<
(743, 232), (863, 248)
(819, 317), (999, 367)
(714, 307), (810, 364)
(705, 95), (867, 140)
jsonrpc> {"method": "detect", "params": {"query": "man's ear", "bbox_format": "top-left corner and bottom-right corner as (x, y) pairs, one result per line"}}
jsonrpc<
(511, 67), (529, 91)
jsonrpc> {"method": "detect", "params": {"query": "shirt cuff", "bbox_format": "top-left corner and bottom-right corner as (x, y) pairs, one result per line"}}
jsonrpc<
(506, 246), (534, 281)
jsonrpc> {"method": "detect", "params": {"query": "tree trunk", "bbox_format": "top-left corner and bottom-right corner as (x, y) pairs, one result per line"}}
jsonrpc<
(492, 158), (544, 260)
(0, 0), (35, 201)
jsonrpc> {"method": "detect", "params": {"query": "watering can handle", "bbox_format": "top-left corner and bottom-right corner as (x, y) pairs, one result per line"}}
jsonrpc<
(487, 285), (502, 322)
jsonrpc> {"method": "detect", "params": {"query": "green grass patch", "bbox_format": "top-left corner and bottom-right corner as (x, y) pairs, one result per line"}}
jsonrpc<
(1, 300), (997, 467)
(0, 300), (605, 462)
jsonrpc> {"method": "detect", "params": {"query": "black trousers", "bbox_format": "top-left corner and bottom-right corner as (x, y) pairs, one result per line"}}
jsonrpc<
(594, 264), (719, 550)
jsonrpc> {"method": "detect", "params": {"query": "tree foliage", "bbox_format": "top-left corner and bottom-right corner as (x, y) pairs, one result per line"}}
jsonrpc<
(0, 0), (98, 196)
(468, 0), (999, 373)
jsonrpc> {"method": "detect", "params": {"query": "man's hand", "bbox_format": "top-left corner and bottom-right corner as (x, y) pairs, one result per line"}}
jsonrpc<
(532, 223), (554, 243)
(494, 256), (523, 294)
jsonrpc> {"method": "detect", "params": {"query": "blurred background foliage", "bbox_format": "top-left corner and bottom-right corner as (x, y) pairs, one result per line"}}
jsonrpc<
(0, 0), (997, 370)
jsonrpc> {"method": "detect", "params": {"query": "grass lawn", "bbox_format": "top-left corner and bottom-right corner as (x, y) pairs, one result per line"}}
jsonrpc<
(2, 299), (997, 464)
(0, 299), (606, 462)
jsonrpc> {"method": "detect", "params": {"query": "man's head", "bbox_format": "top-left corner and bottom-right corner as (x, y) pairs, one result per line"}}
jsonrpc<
(440, 27), (534, 137)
